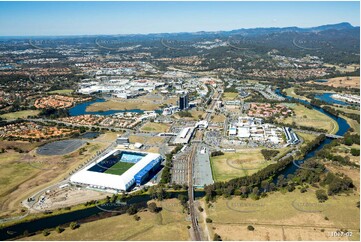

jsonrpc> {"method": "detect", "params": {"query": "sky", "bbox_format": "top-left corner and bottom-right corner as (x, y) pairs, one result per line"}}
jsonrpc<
(0, 1), (359, 36)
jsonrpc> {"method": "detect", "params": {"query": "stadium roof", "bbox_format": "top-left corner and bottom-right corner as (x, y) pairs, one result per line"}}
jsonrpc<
(70, 149), (161, 191)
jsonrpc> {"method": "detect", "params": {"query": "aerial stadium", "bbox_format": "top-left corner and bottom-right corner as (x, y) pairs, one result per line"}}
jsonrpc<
(70, 149), (163, 191)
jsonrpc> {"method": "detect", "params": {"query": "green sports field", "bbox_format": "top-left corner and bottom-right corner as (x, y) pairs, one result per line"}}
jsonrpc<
(104, 162), (135, 175)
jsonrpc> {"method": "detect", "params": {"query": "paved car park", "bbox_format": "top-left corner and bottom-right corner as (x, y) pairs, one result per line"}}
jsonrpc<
(37, 139), (87, 155)
(171, 146), (190, 185)
(193, 144), (213, 187)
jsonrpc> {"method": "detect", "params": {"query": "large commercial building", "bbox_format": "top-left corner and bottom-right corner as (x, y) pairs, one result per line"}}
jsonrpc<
(179, 93), (189, 110)
(283, 127), (300, 145)
(227, 117), (283, 145)
(173, 127), (195, 144)
(70, 149), (162, 191)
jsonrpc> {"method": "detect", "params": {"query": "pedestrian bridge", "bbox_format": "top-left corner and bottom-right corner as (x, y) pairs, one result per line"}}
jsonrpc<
(293, 128), (344, 139)
(325, 134), (344, 139)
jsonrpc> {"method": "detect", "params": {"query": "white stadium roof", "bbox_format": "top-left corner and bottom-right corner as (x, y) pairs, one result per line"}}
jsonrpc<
(70, 149), (161, 191)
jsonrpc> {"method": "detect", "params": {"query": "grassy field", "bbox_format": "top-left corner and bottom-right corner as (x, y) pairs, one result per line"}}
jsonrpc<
(205, 190), (360, 241)
(87, 95), (177, 112)
(128, 135), (165, 146)
(140, 122), (170, 133)
(222, 92), (239, 100)
(47, 89), (74, 94)
(190, 110), (207, 120)
(296, 131), (318, 149)
(87, 100), (160, 112)
(308, 76), (360, 89)
(342, 115), (360, 135)
(284, 87), (310, 102)
(333, 106), (360, 115)
(0, 110), (40, 120)
(284, 104), (339, 134)
(0, 133), (113, 218)
(21, 199), (190, 241)
(210, 149), (272, 182)
(104, 162), (135, 175)
(324, 64), (360, 73)
(211, 114), (226, 123)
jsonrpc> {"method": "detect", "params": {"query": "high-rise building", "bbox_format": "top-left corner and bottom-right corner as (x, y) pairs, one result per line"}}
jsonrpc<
(179, 93), (189, 110)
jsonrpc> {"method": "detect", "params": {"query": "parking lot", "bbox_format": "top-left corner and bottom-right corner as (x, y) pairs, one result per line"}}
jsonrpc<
(193, 145), (213, 187)
(37, 139), (87, 156)
(170, 146), (190, 185)
(204, 130), (222, 148)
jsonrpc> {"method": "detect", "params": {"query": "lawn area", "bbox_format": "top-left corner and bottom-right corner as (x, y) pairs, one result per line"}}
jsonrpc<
(21, 199), (189, 241)
(140, 122), (170, 132)
(296, 131), (318, 150)
(0, 152), (41, 201)
(325, 76), (360, 89)
(284, 87), (310, 102)
(85, 94), (177, 112)
(47, 89), (74, 94)
(190, 110), (206, 120)
(333, 106), (360, 115)
(211, 114), (226, 123)
(284, 104), (339, 134)
(86, 99), (160, 112)
(342, 115), (360, 135)
(104, 162), (135, 175)
(128, 135), (165, 145)
(223, 92), (239, 100)
(205, 190), (360, 241)
(210, 149), (272, 182)
(0, 110), (40, 120)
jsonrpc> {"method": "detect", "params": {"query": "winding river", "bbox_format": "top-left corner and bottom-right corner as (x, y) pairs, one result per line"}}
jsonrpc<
(0, 91), (351, 240)
(275, 89), (350, 177)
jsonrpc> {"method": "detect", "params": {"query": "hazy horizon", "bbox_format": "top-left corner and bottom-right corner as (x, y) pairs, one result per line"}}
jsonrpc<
(0, 1), (359, 36)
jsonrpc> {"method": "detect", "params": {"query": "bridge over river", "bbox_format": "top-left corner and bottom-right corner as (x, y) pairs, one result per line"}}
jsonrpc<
(294, 128), (344, 139)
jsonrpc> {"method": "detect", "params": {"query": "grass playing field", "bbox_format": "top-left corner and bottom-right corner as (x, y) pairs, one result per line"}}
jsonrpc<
(222, 92), (239, 100)
(104, 162), (135, 175)
(210, 149), (272, 182)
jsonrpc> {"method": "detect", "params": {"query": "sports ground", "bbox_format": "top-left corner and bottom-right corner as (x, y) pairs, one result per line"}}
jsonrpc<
(103, 162), (135, 175)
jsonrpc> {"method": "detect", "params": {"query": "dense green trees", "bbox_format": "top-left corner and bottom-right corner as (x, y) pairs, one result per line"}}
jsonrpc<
(316, 189), (328, 202)
(261, 149), (280, 160)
